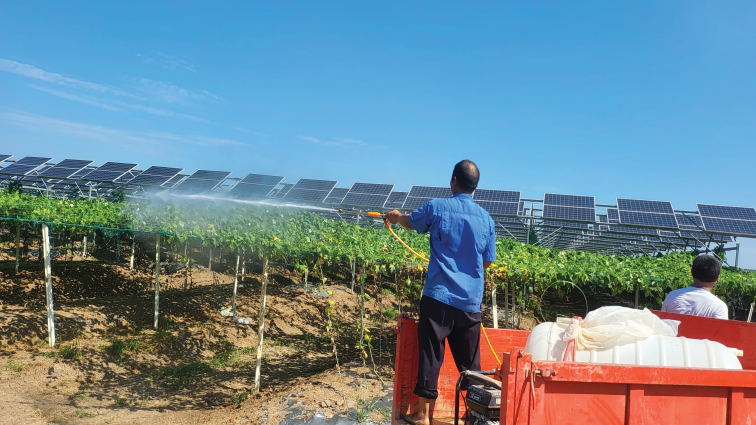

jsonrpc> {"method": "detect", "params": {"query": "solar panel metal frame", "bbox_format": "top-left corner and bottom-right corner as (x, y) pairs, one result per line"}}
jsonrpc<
(384, 191), (408, 209)
(228, 173), (284, 199)
(274, 183), (295, 198)
(284, 179), (338, 203)
(82, 161), (138, 182)
(0, 156), (53, 175)
(324, 188), (350, 204)
(341, 182), (395, 208)
(127, 166), (184, 187)
(175, 169), (231, 193)
(616, 198), (677, 229)
(403, 186), (452, 210)
(0, 155), (13, 164)
(36, 159), (94, 179)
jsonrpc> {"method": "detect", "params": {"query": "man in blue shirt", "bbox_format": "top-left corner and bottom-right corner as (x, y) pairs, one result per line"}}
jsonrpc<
(387, 160), (497, 425)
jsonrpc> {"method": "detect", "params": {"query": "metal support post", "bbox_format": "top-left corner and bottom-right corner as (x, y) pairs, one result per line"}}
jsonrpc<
(735, 241), (740, 268)
(254, 252), (269, 393)
(232, 253), (240, 314)
(82, 236), (87, 258)
(130, 237), (136, 270)
(491, 280), (498, 329)
(42, 224), (55, 347)
(154, 234), (161, 330)
(15, 225), (21, 274)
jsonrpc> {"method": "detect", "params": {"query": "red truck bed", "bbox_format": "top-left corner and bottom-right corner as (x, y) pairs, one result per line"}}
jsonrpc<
(392, 311), (756, 424)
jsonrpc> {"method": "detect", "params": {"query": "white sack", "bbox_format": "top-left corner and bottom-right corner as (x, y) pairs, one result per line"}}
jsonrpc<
(557, 306), (680, 351)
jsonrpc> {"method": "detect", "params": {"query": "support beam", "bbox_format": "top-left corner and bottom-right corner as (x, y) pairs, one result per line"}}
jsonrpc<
(254, 252), (269, 393)
(232, 253), (240, 314)
(15, 225), (21, 274)
(154, 234), (161, 330)
(42, 224), (55, 347)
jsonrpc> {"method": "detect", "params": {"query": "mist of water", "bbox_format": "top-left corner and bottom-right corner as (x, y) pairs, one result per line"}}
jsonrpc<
(149, 190), (337, 212)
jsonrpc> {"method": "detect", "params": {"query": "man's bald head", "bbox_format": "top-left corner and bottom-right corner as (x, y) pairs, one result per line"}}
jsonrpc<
(452, 160), (479, 193)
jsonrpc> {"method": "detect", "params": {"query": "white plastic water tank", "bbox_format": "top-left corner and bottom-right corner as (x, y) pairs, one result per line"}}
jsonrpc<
(525, 321), (743, 369)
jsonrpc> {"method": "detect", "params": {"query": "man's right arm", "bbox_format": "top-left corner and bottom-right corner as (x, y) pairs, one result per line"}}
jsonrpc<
(386, 210), (412, 229)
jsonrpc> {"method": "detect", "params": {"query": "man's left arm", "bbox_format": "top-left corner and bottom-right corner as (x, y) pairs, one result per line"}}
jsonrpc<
(482, 217), (496, 269)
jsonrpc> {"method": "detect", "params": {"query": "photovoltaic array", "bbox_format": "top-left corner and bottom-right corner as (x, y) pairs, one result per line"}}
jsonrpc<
(324, 188), (349, 204)
(274, 183), (294, 198)
(384, 191), (408, 209)
(0, 156), (53, 176)
(0, 155), (12, 164)
(82, 162), (138, 182)
(697, 204), (756, 236)
(403, 186), (452, 210)
(285, 179), (338, 203)
(342, 183), (394, 208)
(35, 159), (94, 179)
(175, 170), (231, 194)
(127, 166), (183, 187)
(616, 198), (677, 229)
(228, 173), (284, 199)
(473, 189), (520, 216)
(543, 194), (596, 225)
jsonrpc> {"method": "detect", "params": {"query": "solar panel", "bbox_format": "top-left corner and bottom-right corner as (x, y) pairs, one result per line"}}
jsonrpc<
(127, 166), (183, 187)
(384, 191), (408, 209)
(607, 208), (620, 224)
(617, 199), (674, 214)
(275, 183), (295, 198)
(697, 203), (756, 236)
(324, 188), (349, 204)
(616, 198), (677, 229)
(0, 156), (53, 175)
(0, 155), (12, 164)
(403, 186), (452, 210)
(228, 173), (284, 199)
(37, 159), (94, 178)
(518, 201), (525, 216)
(342, 182), (395, 208)
(544, 194), (594, 208)
(82, 162), (138, 182)
(472, 189), (521, 216)
(284, 179), (337, 203)
(174, 170), (231, 193)
(163, 174), (186, 188)
(543, 205), (595, 221)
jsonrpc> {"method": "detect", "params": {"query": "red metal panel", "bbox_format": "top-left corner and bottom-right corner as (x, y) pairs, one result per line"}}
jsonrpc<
(728, 388), (756, 425)
(652, 310), (756, 370)
(540, 382), (626, 425)
(627, 385), (728, 424)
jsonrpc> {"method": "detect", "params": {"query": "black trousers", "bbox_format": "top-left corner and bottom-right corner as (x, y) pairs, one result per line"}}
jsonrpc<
(414, 296), (481, 400)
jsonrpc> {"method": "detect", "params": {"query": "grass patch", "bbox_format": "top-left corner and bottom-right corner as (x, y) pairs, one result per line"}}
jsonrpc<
(104, 337), (142, 357)
(5, 360), (29, 372)
(70, 385), (88, 401)
(157, 315), (177, 329)
(230, 388), (254, 405)
(114, 397), (128, 407)
(151, 361), (212, 389)
(353, 396), (379, 423)
(381, 307), (399, 320)
(56, 342), (82, 359)
(74, 408), (96, 418)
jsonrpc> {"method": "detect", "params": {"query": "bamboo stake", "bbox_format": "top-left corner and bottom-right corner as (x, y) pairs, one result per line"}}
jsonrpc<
(232, 253), (241, 314)
(254, 252), (269, 393)
(129, 237), (136, 270)
(42, 224), (55, 347)
(82, 236), (87, 258)
(351, 256), (356, 293)
(154, 234), (161, 330)
(15, 225), (20, 274)
(492, 280), (498, 329)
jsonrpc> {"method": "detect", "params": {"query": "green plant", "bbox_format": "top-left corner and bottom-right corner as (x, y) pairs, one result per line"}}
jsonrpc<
(381, 307), (399, 320)
(58, 342), (82, 359)
(104, 337), (142, 357)
(151, 361), (212, 389)
(353, 396), (379, 423)
(5, 360), (29, 372)
(75, 408), (96, 418)
(70, 385), (88, 401)
(114, 397), (128, 407)
(230, 388), (253, 404)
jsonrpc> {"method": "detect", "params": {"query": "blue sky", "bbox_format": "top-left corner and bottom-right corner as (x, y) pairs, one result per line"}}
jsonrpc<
(1, 2), (755, 266)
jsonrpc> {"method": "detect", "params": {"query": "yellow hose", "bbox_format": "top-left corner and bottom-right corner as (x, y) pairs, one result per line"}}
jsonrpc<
(383, 218), (501, 366)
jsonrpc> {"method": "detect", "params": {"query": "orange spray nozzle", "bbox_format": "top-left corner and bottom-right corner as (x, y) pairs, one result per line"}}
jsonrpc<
(367, 211), (382, 218)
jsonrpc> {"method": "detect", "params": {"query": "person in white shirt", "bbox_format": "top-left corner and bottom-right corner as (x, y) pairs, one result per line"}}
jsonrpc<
(662, 254), (728, 320)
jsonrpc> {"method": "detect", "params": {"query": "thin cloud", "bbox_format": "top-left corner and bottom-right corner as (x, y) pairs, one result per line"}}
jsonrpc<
(29, 85), (123, 112)
(0, 58), (139, 99)
(138, 52), (196, 73)
(138, 78), (224, 106)
(299, 135), (381, 148)
(0, 111), (244, 149)
(116, 102), (210, 122)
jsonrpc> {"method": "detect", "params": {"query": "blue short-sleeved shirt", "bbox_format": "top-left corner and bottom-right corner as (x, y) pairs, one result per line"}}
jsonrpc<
(407, 193), (497, 313)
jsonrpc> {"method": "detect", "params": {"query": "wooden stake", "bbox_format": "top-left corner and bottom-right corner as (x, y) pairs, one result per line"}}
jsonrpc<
(130, 237), (136, 270)
(14, 225), (20, 274)
(492, 281), (498, 329)
(154, 234), (161, 330)
(504, 283), (509, 329)
(42, 224), (55, 347)
(351, 257), (356, 293)
(254, 252), (269, 393)
(232, 253), (240, 314)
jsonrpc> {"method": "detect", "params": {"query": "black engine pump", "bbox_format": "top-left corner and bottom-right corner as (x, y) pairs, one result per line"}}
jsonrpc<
(464, 384), (501, 424)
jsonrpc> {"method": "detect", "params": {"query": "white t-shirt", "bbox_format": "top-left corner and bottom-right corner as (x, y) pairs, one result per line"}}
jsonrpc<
(661, 286), (728, 320)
